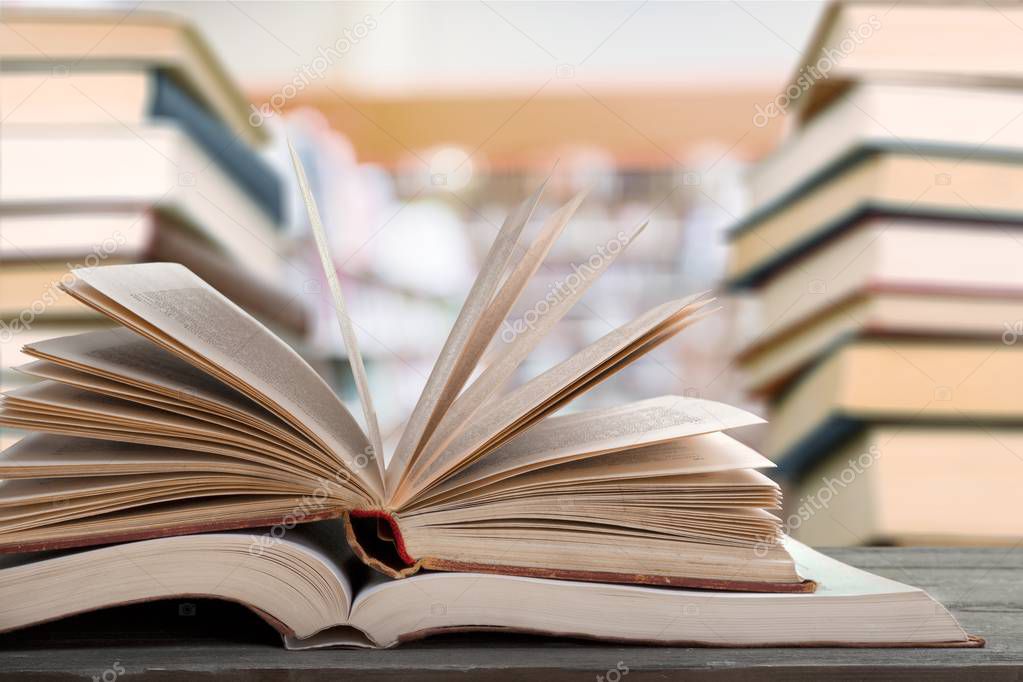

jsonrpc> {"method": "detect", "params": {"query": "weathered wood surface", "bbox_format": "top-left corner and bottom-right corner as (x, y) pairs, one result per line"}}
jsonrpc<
(0, 547), (1019, 681)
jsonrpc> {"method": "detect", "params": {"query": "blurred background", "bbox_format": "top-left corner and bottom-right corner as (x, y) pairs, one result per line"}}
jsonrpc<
(2, 0), (1021, 547)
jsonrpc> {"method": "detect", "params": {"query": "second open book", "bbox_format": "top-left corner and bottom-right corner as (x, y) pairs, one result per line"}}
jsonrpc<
(1, 151), (803, 590)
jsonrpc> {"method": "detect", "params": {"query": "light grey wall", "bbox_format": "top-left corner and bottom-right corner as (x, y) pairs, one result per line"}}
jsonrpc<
(102, 1), (826, 94)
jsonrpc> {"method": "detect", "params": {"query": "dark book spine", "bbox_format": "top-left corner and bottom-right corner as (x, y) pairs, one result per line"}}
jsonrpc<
(344, 510), (421, 579)
(151, 70), (284, 225)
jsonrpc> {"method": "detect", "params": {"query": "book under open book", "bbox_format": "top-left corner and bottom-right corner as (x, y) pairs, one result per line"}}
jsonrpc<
(0, 521), (979, 649)
(0, 150), (979, 648)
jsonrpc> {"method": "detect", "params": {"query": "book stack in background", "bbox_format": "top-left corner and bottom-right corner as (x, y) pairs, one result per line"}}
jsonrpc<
(0, 11), (309, 446)
(730, 0), (1023, 546)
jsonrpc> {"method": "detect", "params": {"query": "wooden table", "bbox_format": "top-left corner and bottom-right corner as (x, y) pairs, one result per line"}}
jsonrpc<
(0, 547), (1019, 680)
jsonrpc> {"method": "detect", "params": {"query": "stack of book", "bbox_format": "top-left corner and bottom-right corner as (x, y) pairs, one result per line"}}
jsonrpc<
(730, 0), (1023, 546)
(0, 10), (307, 443)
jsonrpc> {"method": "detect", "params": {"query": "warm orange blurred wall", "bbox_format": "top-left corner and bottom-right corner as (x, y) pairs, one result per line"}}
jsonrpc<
(259, 87), (786, 170)
(142, 1), (809, 169)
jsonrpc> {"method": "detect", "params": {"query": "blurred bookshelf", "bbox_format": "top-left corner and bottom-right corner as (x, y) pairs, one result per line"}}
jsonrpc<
(283, 127), (765, 449)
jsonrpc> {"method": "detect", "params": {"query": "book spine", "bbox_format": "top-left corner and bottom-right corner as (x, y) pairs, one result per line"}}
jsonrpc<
(151, 70), (283, 225)
(349, 509), (415, 565)
(343, 510), (421, 579)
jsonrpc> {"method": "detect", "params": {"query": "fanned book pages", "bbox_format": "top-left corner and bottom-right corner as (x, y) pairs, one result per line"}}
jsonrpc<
(0, 152), (806, 591)
(0, 154), (981, 649)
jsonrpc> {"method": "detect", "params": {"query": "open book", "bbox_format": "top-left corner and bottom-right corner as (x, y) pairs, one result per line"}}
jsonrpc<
(0, 150), (805, 591)
(0, 521), (980, 649)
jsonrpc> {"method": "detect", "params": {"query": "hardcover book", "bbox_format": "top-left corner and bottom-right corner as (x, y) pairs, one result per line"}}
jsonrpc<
(0, 69), (282, 222)
(766, 338), (1023, 475)
(0, 10), (266, 146)
(1, 124), (285, 283)
(788, 425), (1023, 547)
(0, 209), (305, 336)
(736, 216), (1023, 394)
(748, 81), (1023, 211)
(789, 0), (1023, 125)
(727, 146), (1023, 287)
(0, 522), (980, 649)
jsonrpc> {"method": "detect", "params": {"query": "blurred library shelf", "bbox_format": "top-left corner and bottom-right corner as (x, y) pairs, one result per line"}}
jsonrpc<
(729, 0), (1023, 546)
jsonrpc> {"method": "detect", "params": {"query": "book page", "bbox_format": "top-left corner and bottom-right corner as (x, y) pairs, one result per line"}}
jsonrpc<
(0, 434), (274, 479)
(396, 296), (708, 504)
(450, 462), (778, 506)
(14, 359), (336, 473)
(0, 524), (355, 641)
(24, 328), (295, 435)
(422, 467), (781, 518)
(505, 438), (775, 487)
(416, 398), (766, 502)
(0, 414), (350, 498)
(410, 219), (647, 486)
(62, 263), (380, 499)
(400, 502), (780, 546)
(386, 182), (545, 491)
(348, 537), (969, 648)
(389, 192), (586, 495)
(289, 141), (384, 483)
(19, 334), (324, 463)
(0, 472), (314, 519)
(1, 382), (321, 472)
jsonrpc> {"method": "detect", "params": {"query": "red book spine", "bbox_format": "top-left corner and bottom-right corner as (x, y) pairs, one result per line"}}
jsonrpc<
(346, 509), (416, 569)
